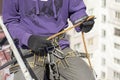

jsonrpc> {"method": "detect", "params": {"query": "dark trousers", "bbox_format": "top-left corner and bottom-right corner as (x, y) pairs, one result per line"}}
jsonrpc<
(13, 47), (95, 80)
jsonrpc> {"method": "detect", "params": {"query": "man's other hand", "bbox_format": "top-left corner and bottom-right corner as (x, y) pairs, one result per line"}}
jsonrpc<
(28, 35), (52, 53)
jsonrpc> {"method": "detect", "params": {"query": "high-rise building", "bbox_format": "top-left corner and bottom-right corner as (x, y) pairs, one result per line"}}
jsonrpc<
(106, 0), (120, 80)
(69, 0), (120, 80)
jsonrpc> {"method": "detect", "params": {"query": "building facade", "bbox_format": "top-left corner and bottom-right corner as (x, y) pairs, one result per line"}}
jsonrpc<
(69, 0), (120, 80)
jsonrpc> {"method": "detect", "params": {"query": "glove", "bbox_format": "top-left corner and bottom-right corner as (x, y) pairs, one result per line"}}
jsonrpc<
(28, 35), (52, 53)
(80, 19), (95, 33)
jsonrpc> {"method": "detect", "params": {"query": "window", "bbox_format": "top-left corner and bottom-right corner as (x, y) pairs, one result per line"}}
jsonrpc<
(114, 58), (120, 65)
(114, 71), (120, 80)
(101, 0), (106, 8)
(115, 11), (120, 20)
(101, 30), (106, 37)
(114, 28), (120, 37)
(101, 72), (106, 79)
(88, 38), (94, 46)
(114, 43), (120, 50)
(115, 0), (120, 3)
(90, 53), (93, 58)
(101, 44), (106, 52)
(101, 15), (106, 23)
(88, 8), (94, 15)
(74, 43), (80, 51)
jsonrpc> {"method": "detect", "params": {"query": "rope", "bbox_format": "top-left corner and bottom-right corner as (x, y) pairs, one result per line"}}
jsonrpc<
(81, 32), (93, 69)
(47, 15), (95, 40)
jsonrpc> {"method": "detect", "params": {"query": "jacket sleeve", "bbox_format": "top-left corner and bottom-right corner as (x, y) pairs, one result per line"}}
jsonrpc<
(2, 0), (32, 46)
(69, 0), (88, 32)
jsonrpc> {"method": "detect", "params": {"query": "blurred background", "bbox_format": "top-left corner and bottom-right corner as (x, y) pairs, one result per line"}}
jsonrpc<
(0, 0), (120, 80)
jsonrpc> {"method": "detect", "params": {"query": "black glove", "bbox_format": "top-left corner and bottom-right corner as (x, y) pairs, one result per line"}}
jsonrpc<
(28, 35), (52, 53)
(80, 19), (95, 33)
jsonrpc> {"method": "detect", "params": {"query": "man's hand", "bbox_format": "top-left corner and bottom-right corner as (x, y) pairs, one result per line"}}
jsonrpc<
(28, 35), (52, 53)
(80, 19), (95, 33)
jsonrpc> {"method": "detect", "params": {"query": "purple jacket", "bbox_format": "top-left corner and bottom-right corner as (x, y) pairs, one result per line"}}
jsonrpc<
(2, 0), (87, 48)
